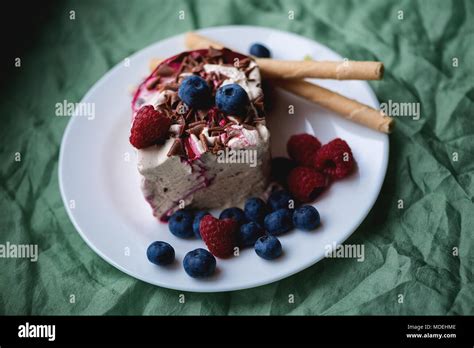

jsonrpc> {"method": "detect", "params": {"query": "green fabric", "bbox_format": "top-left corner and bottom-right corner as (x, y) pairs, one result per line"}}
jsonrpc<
(1, 0), (473, 315)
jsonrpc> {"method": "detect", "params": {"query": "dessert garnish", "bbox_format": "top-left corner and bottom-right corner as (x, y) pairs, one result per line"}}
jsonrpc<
(199, 215), (238, 258)
(146, 241), (175, 266)
(129, 105), (171, 149)
(193, 211), (210, 239)
(293, 206), (321, 231)
(314, 138), (355, 180)
(215, 83), (250, 115)
(243, 197), (268, 224)
(267, 190), (294, 212)
(264, 208), (294, 235)
(255, 235), (282, 260)
(131, 48), (267, 162)
(287, 133), (322, 167)
(218, 207), (247, 226)
(239, 221), (265, 247)
(287, 167), (328, 203)
(183, 248), (216, 278)
(168, 210), (194, 238)
(249, 43), (272, 58)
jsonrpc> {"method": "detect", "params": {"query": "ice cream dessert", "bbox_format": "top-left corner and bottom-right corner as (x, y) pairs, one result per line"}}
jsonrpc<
(130, 48), (271, 221)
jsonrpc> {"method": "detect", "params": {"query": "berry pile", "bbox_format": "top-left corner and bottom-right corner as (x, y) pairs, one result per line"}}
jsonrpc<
(274, 134), (355, 202)
(146, 191), (321, 278)
(144, 131), (354, 279)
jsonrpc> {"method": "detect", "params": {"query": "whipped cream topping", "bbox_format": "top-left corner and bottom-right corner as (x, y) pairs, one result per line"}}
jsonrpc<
(203, 62), (262, 101)
(186, 134), (206, 160)
(223, 125), (258, 149)
(134, 49), (268, 164)
(143, 90), (170, 109)
(201, 127), (217, 146)
(135, 62), (262, 124)
(134, 90), (168, 120)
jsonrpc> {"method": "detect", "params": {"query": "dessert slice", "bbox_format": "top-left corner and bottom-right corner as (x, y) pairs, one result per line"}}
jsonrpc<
(131, 48), (271, 221)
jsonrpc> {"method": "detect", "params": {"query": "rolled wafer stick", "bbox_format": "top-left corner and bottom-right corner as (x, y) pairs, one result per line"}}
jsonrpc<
(185, 32), (383, 80)
(185, 32), (224, 50)
(257, 58), (383, 80)
(151, 56), (383, 80)
(274, 79), (394, 133)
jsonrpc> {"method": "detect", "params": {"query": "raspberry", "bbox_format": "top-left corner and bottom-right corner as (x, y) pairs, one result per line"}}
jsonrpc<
(200, 215), (238, 258)
(314, 138), (354, 180)
(287, 166), (328, 203)
(129, 105), (171, 149)
(287, 134), (321, 167)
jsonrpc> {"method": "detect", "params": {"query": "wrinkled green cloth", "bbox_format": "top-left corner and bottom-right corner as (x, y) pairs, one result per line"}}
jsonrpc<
(1, 0), (473, 315)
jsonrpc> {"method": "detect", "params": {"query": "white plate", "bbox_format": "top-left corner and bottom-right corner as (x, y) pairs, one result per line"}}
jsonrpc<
(59, 26), (388, 292)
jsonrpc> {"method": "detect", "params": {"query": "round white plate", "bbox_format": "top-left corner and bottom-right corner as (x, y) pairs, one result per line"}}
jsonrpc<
(59, 25), (388, 292)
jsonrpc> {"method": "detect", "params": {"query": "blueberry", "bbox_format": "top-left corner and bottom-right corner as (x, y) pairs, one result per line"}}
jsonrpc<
(271, 157), (297, 186)
(249, 43), (271, 58)
(244, 197), (268, 224)
(193, 211), (210, 239)
(169, 210), (194, 238)
(146, 241), (175, 266)
(255, 235), (282, 260)
(264, 208), (294, 235)
(183, 248), (216, 278)
(178, 75), (212, 109)
(293, 205), (321, 231)
(215, 83), (249, 116)
(268, 190), (294, 211)
(239, 222), (264, 247)
(219, 207), (247, 226)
